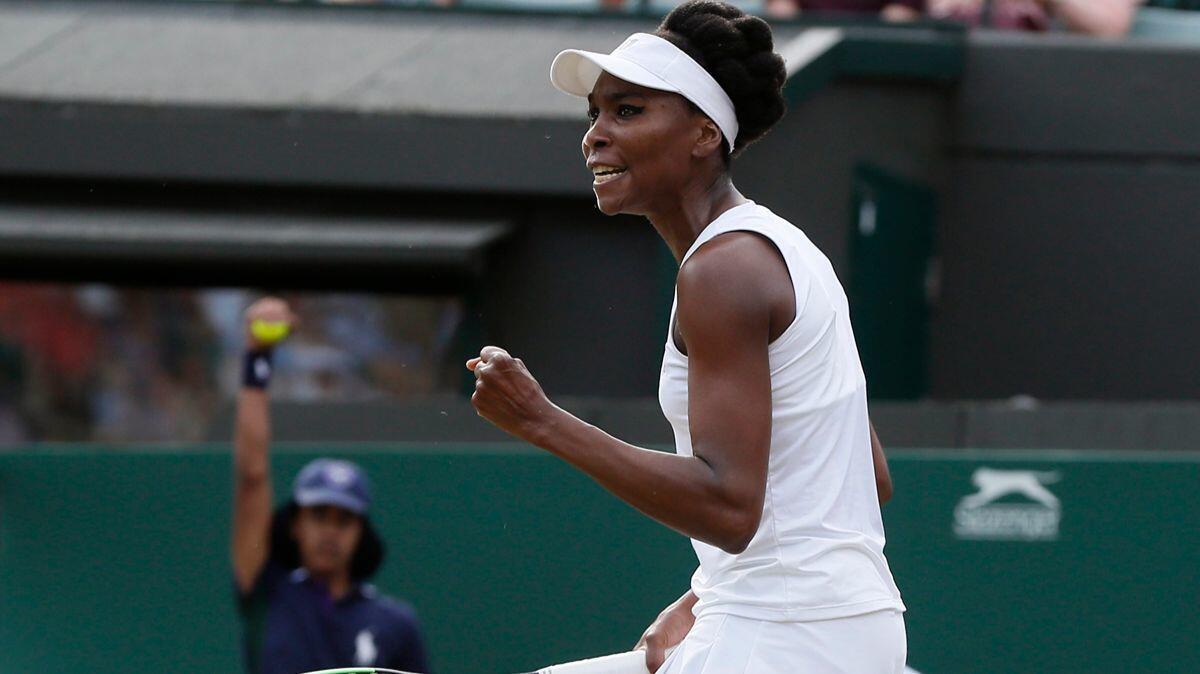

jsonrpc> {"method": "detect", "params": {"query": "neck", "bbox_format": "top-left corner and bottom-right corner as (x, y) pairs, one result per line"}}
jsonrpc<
(310, 567), (354, 600)
(647, 170), (746, 263)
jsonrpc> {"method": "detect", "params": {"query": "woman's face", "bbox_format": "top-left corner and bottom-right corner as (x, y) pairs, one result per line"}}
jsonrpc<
(582, 72), (711, 216)
(292, 504), (363, 578)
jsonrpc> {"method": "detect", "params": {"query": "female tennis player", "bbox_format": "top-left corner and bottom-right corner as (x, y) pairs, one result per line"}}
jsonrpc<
(468, 2), (905, 672)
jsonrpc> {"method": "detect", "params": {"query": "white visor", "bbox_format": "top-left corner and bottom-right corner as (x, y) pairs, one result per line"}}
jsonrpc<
(550, 33), (739, 148)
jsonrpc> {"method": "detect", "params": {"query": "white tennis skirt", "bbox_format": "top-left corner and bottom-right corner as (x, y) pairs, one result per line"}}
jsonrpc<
(657, 609), (907, 674)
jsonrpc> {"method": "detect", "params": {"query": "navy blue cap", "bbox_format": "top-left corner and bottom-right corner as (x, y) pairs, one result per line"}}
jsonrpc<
(292, 459), (372, 515)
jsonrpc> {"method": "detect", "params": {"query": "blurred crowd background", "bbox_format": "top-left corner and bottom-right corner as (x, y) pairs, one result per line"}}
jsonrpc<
(0, 283), (464, 443)
(235, 0), (1192, 38)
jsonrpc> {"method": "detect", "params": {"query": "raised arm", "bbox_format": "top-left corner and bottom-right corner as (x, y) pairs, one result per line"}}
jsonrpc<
(231, 297), (295, 594)
(468, 233), (786, 555)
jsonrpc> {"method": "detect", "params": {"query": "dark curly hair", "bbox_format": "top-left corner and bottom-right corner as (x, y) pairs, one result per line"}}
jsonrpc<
(656, 0), (787, 158)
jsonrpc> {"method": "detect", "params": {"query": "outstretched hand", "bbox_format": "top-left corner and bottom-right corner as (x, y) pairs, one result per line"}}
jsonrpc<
(243, 296), (298, 351)
(467, 346), (558, 442)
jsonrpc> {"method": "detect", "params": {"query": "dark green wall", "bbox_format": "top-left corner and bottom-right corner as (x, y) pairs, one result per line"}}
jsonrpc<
(0, 445), (697, 674)
(1, 447), (1197, 674)
(887, 451), (1199, 673)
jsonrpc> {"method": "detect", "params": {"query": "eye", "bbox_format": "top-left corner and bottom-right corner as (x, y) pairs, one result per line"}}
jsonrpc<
(617, 104), (644, 118)
(587, 107), (599, 122)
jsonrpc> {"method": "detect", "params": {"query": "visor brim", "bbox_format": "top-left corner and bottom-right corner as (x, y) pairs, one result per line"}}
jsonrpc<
(550, 49), (681, 98)
(294, 488), (368, 515)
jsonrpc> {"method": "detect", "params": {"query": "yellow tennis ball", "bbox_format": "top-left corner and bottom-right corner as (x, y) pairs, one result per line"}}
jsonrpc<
(250, 319), (290, 346)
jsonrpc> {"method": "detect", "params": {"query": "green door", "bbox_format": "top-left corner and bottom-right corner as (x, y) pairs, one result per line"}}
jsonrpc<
(848, 163), (937, 400)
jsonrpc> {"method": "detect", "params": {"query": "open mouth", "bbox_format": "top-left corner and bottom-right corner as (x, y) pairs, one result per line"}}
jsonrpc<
(592, 164), (627, 184)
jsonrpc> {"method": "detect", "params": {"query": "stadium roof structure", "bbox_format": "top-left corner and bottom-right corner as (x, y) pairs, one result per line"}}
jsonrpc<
(0, 203), (509, 288)
(0, 0), (962, 194)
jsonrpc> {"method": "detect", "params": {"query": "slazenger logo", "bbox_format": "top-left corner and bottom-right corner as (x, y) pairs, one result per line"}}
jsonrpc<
(953, 468), (1061, 541)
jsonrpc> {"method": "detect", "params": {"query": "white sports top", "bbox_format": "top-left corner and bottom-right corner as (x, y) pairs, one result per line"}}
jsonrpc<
(658, 201), (905, 622)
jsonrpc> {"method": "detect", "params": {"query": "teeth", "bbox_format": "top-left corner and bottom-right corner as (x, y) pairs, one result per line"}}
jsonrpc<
(591, 165), (626, 176)
(594, 170), (625, 184)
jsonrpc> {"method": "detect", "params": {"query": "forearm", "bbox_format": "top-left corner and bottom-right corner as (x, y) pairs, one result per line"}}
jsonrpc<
(1049, 0), (1135, 37)
(530, 409), (759, 552)
(234, 388), (272, 486)
(231, 379), (274, 590)
(654, 588), (699, 627)
(667, 589), (699, 615)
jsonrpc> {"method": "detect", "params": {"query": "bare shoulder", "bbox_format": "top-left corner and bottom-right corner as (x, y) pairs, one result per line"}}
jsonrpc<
(677, 230), (790, 314)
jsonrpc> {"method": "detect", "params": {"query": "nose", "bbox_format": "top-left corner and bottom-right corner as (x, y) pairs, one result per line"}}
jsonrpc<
(583, 118), (610, 156)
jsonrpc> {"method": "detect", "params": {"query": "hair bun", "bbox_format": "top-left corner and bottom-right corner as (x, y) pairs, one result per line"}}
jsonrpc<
(657, 0), (787, 156)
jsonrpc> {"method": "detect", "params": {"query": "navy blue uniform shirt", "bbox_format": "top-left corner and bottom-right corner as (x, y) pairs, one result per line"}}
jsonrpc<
(239, 561), (429, 674)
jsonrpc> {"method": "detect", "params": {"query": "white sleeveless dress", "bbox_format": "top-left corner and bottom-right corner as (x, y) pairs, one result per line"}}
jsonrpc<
(656, 202), (906, 673)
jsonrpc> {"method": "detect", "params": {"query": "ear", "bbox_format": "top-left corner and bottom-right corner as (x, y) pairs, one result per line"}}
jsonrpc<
(691, 116), (725, 160)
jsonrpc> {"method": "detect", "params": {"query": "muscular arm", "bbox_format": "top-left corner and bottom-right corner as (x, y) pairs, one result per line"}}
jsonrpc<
(232, 384), (273, 594)
(472, 234), (784, 554)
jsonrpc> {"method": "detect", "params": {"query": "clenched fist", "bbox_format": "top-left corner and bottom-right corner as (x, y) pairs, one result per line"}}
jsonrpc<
(466, 346), (558, 442)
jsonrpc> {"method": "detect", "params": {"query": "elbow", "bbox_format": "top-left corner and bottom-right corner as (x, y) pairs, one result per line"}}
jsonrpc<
(719, 532), (755, 555)
(713, 507), (761, 555)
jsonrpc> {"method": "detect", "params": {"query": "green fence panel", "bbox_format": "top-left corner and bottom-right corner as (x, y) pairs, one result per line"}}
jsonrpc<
(1, 447), (1196, 674)
(0, 445), (697, 674)
(887, 451), (1200, 674)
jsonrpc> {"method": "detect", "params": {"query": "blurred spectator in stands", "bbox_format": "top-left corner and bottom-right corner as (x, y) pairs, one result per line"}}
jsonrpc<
(765, 0), (924, 22)
(927, 0), (1140, 37)
(0, 342), (30, 444)
(88, 288), (220, 442)
(0, 282), (463, 444)
(0, 284), (100, 440)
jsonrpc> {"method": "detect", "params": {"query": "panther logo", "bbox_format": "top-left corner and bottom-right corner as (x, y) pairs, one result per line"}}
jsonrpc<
(959, 468), (1061, 510)
(954, 467), (1062, 541)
